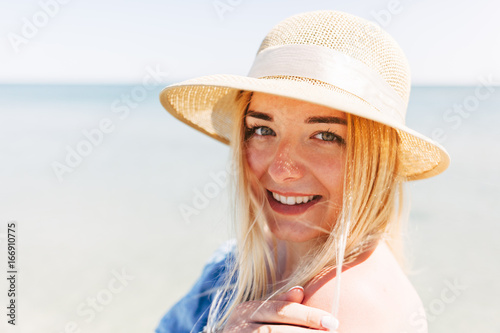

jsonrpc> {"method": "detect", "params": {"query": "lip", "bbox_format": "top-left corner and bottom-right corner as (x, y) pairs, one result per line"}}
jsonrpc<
(266, 190), (321, 215)
(268, 189), (318, 197)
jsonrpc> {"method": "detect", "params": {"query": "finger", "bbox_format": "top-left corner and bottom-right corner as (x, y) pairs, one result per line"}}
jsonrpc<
(249, 300), (337, 330)
(273, 286), (305, 303)
(246, 323), (329, 332)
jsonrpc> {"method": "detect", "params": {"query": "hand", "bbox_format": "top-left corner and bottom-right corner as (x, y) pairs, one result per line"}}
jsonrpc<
(222, 286), (339, 332)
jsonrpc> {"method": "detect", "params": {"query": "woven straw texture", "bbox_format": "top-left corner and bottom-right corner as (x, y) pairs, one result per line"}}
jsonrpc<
(160, 11), (449, 180)
(258, 11), (411, 104)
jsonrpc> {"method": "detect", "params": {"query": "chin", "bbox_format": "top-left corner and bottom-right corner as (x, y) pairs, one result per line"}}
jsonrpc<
(266, 218), (326, 243)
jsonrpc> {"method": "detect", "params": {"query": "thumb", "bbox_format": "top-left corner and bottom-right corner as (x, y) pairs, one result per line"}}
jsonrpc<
(273, 286), (304, 303)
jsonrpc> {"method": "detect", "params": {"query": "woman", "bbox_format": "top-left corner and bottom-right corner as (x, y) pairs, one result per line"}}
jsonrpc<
(156, 10), (449, 333)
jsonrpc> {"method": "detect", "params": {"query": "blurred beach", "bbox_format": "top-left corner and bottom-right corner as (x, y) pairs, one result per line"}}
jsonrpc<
(0, 84), (499, 332)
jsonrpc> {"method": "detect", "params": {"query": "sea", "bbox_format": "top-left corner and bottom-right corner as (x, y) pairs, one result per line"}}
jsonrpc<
(0, 84), (498, 332)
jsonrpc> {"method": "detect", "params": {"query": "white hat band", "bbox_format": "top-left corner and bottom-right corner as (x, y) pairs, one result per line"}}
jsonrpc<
(248, 44), (406, 123)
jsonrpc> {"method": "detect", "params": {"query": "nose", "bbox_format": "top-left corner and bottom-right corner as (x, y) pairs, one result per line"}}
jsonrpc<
(268, 143), (304, 183)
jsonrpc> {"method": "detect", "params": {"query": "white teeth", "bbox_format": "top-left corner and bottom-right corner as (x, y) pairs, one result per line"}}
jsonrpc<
(270, 191), (316, 205)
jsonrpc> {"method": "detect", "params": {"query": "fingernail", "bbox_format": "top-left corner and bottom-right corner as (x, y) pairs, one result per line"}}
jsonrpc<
(286, 285), (304, 292)
(320, 316), (339, 330)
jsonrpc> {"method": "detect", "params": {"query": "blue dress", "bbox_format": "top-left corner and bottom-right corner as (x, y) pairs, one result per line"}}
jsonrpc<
(155, 240), (237, 333)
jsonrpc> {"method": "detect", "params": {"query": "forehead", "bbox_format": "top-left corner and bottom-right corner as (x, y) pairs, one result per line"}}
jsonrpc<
(247, 92), (347, 119)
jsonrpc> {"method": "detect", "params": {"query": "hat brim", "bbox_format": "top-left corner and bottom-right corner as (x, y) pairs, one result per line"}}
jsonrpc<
(159, 74), (450, 181)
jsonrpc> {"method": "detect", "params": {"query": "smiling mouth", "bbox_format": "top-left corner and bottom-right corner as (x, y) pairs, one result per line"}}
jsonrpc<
(266, 190), (321, 215)
(269, 190), (321, 205)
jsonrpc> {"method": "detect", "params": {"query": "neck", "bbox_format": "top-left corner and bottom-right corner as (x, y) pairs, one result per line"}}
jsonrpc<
(276, 237), (323, 281)
(274, 237), (380, 285)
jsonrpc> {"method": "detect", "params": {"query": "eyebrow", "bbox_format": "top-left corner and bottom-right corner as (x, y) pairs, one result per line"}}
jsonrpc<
(246, 111), (273, 121)
(246, 110), (347, 125)
(305, 116), (347, 125)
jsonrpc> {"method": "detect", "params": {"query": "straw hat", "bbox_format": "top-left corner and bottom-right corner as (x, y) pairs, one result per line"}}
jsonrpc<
(159, 10), (449, 181)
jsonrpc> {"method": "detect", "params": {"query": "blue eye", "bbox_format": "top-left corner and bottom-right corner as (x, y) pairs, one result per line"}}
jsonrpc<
(255, 126), (275, 136)
(313, 131), (345, 144)
(246, 126), (275, 138)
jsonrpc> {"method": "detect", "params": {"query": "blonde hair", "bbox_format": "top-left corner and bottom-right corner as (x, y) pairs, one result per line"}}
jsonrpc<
(207, 91), (406, 330)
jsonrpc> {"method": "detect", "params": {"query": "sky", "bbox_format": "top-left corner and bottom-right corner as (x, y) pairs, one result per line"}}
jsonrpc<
(1, 0), (499, 85)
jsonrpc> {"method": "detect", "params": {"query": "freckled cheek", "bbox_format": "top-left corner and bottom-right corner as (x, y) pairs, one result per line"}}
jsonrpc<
(311, 155), (345, 197)
(244, 146), (269, 179)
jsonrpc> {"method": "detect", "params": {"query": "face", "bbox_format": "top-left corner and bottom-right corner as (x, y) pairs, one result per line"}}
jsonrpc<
(244, 92), (347, 244)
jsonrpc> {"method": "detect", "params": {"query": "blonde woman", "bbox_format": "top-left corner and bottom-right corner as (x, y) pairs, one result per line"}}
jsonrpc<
(156, 10), (449, 333)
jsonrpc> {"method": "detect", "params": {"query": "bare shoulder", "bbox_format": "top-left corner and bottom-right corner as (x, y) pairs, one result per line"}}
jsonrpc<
(302, 242), (428, 333)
